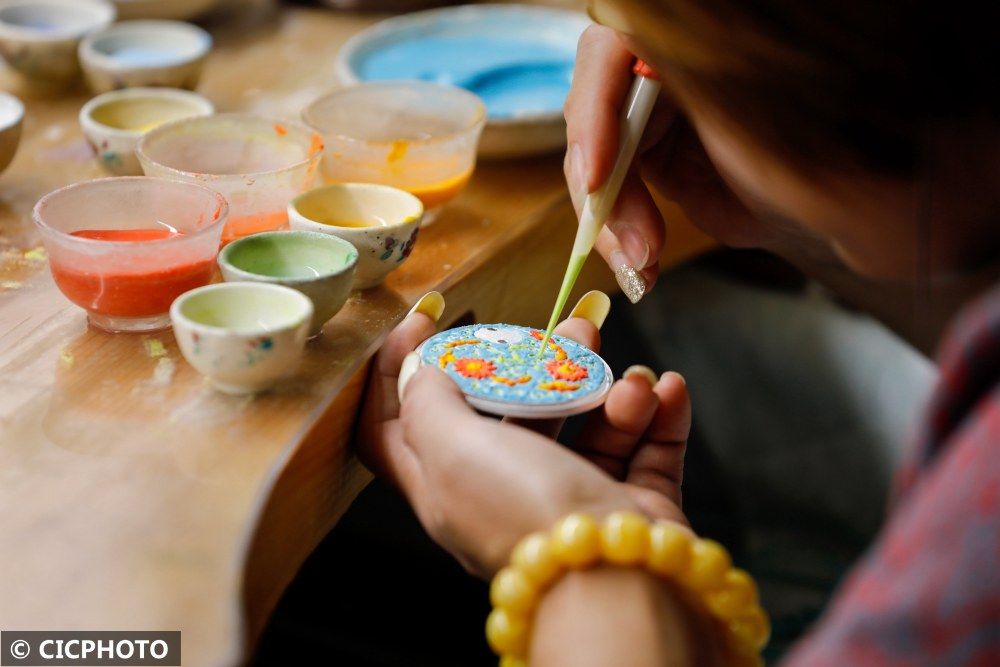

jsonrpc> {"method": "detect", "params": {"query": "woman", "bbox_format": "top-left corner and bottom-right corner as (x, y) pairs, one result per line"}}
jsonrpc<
(358, 0), (999, 664)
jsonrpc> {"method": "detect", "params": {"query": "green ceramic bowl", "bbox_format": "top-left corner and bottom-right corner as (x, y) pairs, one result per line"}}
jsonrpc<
(218, 230), (358, 335)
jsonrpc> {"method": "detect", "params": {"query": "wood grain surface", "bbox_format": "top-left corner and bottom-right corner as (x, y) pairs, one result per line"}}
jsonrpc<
(0, 2), (714, 664)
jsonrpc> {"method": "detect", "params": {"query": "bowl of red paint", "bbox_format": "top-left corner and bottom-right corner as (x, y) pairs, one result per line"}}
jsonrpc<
(33, 176), (228, 333)
(137, 113), (324, 246)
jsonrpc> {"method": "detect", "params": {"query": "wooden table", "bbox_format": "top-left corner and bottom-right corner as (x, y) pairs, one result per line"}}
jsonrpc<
(0, 2), (714, 664)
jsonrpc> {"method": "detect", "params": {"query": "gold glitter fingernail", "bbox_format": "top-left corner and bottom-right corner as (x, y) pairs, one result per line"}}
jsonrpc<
(611, 251), (646, 303)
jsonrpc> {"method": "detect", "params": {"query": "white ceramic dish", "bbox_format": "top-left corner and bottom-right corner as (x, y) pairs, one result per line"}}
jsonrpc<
(171, 282), (313, 395)
(288, 183), (423, 290)
(79, 87), (214, 175)
(0, 91), (24, 174)
(112, 0), (223, 21)
(0, 0), (115, 82)
(217, 230), (359, 337)
(79, 19), (212, 93)
(336, 4), (590, 159)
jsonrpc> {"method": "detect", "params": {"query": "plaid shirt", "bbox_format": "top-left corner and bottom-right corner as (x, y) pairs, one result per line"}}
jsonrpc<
(784, 285), (1000, 665)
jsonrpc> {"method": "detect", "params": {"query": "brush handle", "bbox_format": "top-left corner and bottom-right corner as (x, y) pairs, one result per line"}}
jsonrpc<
(538, 72), (662, 353)
(571, 73), (661, 257)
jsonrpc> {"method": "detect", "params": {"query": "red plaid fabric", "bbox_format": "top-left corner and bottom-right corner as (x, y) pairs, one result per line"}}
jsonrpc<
(784, 285), (1000, 666)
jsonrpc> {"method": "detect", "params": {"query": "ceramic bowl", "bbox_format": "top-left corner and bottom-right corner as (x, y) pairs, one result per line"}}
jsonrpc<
(33, 176), (228, 333)
(78, 20), (211, 93)
(302, 81), (483, 224)
(112, 0), (223, 21)
(171, 282), (313, 395)
(0, 91), (24, 174)
(79, 87), (213, 175)
(218, 231), (358, 336)
(138, 113), (324, 245)
(288, 183), (422, 290)
(335, 4), (589, 158)
(0, 0), (115, 83)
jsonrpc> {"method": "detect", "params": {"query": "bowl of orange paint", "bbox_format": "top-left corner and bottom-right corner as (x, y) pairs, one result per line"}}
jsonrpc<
(137, 113), (324, 245)
(302, 82), (484, 225)
(33, 176), (228, 333)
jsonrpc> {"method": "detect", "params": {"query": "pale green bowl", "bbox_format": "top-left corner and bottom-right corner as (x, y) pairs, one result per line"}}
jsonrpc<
(217, 230), (358, 336)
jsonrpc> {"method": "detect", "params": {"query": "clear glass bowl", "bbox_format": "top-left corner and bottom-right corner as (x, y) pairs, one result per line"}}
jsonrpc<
(137, 113), (323, 244)
(33, 176), (228, 333)
(302, 82), (485, 224)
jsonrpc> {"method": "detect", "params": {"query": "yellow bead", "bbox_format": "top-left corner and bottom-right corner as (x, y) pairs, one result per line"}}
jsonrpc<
(511, 532), (562, 587)
(486, 608), (529, 657)
(599, 511), (650, 565)
(648, 522), (692, 576)
(499, 657), (527, 667)
(706, 569), (759, 620)
(549, 513), (602, 567)
(685, 538), (732, 591)
(490, 567), (539, 615)
(729, 607), (771, 651)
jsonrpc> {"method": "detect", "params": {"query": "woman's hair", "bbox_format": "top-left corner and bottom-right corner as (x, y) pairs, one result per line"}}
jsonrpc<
(614, 0), (997, 178)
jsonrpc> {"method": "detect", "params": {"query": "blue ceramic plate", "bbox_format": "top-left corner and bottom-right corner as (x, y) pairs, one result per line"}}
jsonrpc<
(417, 323), (613, 418)
(336, 4), (591, 158)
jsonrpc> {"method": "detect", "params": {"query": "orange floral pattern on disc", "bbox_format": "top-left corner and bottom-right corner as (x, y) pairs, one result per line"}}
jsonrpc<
(545, 359), (589, 382)
(453, 358), (496, 379)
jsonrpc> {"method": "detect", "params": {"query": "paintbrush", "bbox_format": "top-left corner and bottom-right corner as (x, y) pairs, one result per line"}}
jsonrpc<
(538, 61), (661, 355)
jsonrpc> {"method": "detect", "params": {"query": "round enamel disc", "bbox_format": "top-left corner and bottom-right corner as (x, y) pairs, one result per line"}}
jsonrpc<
(417, 323), (613, 419)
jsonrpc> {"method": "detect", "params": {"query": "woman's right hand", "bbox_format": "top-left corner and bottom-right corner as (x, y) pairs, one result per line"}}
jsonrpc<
(564, 26), (766, 297)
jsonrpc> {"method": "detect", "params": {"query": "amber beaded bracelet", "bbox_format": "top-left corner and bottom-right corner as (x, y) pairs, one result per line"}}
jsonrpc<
(486, 512), (770, 666)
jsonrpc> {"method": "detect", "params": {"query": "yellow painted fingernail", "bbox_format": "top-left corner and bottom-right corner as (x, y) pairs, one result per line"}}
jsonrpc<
(407, 291), (445, 322)
(623, 365), (658, 387)
(663, 370), (686, 386)
(569, 290), (611, 329)
(397, 352), (421, 402)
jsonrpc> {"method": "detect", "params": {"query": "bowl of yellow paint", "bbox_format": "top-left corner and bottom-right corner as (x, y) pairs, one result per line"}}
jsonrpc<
(80, 87), (213, 175)
(288, 183), (423, 290)
(302, 81), (485, 225)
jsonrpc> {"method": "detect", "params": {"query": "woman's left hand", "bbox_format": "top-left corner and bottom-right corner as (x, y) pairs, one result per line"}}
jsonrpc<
(357, 299), (691, 578)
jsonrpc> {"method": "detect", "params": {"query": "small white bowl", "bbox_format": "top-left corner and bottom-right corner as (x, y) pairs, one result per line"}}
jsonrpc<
(217, 231), (359, 337)
(79, 87), (213, 175)
(0, 91), (24, 174)
(288, 183), (423, 290)
(171, 282), (313, 395)
(0, 0), (115, 82)
(79, 19), (212, 93)
(112, 0), (222, 21)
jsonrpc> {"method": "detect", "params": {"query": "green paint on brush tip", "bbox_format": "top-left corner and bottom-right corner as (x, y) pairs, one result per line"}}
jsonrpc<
(538, 252), (589, 357)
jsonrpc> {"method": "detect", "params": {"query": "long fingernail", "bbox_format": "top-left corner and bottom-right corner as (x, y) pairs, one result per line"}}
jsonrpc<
(397, 351), (421, 402)
(568, 142), (588, 200)
(569, 290), (611, 329)
(623, 365), (658, 387)
(618, 226), (650, 269)
(610, 250), (646, 304)
(407, 291), (445, 323)
(662, 370), (686, 386)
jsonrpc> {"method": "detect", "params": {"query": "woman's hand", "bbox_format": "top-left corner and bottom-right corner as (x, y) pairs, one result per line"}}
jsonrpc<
(564, 26), (771, 295)
(357, 295), (691, 578)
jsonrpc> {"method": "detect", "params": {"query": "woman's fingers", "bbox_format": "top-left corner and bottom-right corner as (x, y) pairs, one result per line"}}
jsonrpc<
(565, 24), (635, 192)
(572, 366), (662, 476)
(624, 371), (690, 506)
(590, 171), (666, 300)
(356, 306), (441, 497)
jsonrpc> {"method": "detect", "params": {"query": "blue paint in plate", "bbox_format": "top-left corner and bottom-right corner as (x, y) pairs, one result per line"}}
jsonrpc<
(346, 6), (590, 120)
